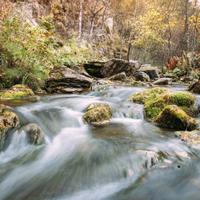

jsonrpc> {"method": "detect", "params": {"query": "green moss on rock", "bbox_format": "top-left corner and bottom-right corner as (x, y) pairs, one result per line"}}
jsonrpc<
(169, 92), (195, 107)
(0, 104), (19, 150)
(144, 91), (196, 119)
(0, 84), (35, 100)
(83, 103), (112, 125)
(155, 105), (197, 131)
(130, 87), (168, 104)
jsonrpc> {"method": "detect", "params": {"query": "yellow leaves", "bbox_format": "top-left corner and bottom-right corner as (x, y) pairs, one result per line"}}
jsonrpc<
(189, 15), (200, 29)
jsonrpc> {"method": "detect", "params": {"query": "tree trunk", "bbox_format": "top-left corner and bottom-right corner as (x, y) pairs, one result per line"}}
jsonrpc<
(183, 0), (190, 53)
(78, 0), (84, 39)
(89, 17), (95, 38)
(127, 43), (132, 62)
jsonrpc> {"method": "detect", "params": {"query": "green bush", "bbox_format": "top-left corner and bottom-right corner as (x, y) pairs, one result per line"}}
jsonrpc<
(0, 17), (92, 88)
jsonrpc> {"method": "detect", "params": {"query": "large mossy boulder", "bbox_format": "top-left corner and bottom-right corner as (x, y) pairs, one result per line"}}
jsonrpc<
(155, 105), (197, 131)
(145, 91), (196, 119)
(0, 84), (36, 100)
(189, 80), (200, 94)
(0, 104), (19, 150)
(83, 103), (112, 126)
(45, 68), (93, 94)
(130, 88), (197, 120)
(22, 123), (45, 145)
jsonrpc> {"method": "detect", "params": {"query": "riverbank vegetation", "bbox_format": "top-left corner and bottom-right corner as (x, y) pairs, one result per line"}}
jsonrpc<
(0, 0), (200, 90)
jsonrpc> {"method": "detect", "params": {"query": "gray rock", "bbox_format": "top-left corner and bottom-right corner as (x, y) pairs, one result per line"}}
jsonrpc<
(100, 59), (138, 78)
(109, 72), (127, 81)
(45, 68), (93, 94)
(139, 65), (160, 80)
(134, 71), (150, 82)
(23, 123), (45, 145)
(189, 80), (200, 94)
(153, 78), (172, 85)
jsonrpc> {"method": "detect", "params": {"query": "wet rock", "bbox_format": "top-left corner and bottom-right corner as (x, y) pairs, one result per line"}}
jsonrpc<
(189, 80), (200, 94)
(45, 68), (93, 94)
(109, 72), (127, 81)
(0, 105), (19, 150)
(155, 105), (197, 131)
(153, 78), (172, 85)
(175, 130), (200, 145)
(22, 123), (44, 145)
(134, 71), (150, 82)
(100, 59), (138, 78)
(139, 65), (159, 80)
(0, 84), (36, 100)
(83, 103), (112, 126)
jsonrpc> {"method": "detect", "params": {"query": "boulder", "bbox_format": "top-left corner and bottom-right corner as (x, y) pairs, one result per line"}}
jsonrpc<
(155, 105), (197, 131)
(0, 105), (19, 150)
(84, 61), (105, 78)
(22, 123), (44, 145)
(0, 84), (36, 100)
(130, 88), (197, 120)
(45, 68), (93, 94)
(145, 91), (196, 120)
(109, 72), (127, 81)
(153, 78), (172, 85)
(134, 71), (150, 82)
(100, 59), (138, 78)
(139, 65), (159, 80)
(189, 80), (200, 94)
(83, 103), (112, 126)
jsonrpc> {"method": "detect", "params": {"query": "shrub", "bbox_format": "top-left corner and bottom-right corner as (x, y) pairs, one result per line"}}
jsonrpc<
(0, 17), (92, 88)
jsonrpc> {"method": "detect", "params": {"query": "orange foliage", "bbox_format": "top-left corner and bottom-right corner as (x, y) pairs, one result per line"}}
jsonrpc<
(166, 56), (179, 70)
(0, 0), (13, 21)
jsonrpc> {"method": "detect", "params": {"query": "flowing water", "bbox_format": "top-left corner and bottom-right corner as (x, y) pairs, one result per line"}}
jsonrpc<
(0, 85), (200, 200)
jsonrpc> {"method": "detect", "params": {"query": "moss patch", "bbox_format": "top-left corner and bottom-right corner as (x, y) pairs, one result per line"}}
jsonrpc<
(130, 87), (169, 104)
(83, 103), (112, 125)
(0, 84), (35, 100)
(144, 91), (196, 119)
(169, 92), (195, 107)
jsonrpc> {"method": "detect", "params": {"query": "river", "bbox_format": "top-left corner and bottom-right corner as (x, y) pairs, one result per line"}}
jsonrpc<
(0, 85), (200, 200)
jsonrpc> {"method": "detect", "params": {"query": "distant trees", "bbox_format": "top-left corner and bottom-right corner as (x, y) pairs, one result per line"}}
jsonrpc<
(1, 0), (200, 64)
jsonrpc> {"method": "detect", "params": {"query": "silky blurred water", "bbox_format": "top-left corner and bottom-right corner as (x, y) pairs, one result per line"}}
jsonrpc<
(0, 85), (199, 200)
